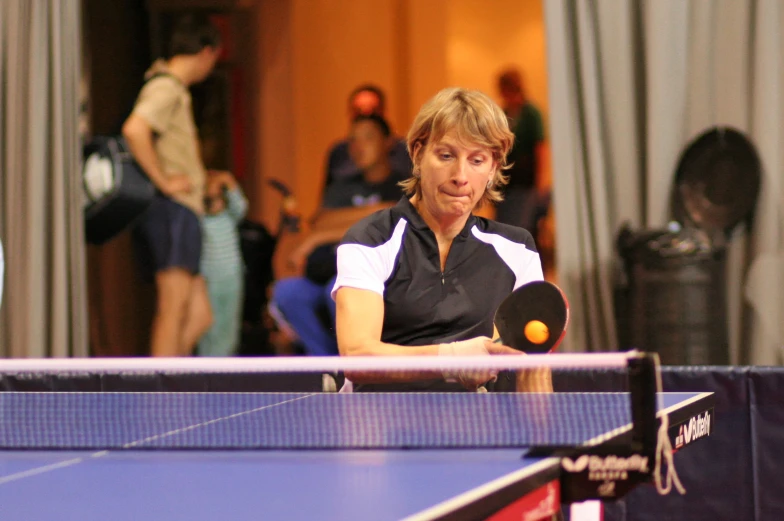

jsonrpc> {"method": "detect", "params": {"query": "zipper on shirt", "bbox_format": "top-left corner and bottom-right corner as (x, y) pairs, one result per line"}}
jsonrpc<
(441, 272), (445, 285)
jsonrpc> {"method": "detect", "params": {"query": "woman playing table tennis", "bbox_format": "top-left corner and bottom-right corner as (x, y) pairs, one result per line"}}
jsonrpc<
(332, 87), (551, 393)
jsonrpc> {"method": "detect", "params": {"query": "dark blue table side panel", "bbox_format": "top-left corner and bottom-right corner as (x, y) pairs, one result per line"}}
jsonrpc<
(604, 368), (752, 521)
(749, 368), (784, 520)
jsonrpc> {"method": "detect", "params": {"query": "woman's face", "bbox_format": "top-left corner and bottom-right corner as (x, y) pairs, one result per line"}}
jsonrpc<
(415, 130), (496, 219)
(348, 120), (388, 171)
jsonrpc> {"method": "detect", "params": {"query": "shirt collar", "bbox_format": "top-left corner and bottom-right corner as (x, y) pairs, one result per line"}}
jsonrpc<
(396, 197), (477, 238)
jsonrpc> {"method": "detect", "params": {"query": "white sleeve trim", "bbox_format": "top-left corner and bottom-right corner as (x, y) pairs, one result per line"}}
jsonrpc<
(331, 219), (407, 300)
(471, 226), (543, 289)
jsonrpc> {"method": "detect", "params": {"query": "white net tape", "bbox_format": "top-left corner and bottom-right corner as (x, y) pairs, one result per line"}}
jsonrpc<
(0, 352), (636, 374)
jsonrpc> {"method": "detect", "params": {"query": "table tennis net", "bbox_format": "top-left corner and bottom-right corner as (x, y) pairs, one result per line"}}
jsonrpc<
(0, 390), (640, 451)
(0, 352), (687, 496)
(0, 352), (652, 451)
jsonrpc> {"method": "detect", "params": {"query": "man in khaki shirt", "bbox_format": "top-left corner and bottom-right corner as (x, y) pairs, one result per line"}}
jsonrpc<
(122, 14), (221, 357)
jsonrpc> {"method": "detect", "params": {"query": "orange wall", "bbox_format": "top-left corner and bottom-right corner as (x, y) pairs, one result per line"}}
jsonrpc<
(252, 0), (429, 229)
(446, 0), (549, 117)
(446, 0), (550, 193)
(251, 0), (547, 232)
(289, 0), (400, 216)
(253, 0), (297, 231)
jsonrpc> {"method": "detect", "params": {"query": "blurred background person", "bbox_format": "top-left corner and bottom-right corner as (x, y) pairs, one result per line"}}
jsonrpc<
(198, 170), (248, 357)
(122, 14), (221, 356)
(494, 68), (549, 245)
(323, 84), (412, 190)
(271, 113), (406, 356)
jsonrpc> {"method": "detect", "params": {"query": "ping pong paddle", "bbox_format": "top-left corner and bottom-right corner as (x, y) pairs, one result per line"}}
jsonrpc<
(493, 280), (570, 353)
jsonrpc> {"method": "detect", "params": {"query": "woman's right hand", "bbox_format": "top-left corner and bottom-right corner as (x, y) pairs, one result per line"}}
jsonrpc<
(438, 336), (520, 391)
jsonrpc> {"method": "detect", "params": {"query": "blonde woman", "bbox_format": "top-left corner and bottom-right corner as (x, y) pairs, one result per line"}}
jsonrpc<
(332, 88), (547, 393)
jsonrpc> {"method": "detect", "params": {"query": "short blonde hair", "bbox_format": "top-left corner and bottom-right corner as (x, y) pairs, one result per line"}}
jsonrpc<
(400, 87), (514, 206)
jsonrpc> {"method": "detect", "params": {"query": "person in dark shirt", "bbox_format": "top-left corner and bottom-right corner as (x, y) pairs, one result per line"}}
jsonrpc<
(270, 114), (406, 356)
(332, 87), (551, 393)
(323, 85), (412, 189)
(494, 69), (548, 242)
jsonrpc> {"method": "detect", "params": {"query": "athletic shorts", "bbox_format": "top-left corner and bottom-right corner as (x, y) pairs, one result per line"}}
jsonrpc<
(133, 194), (202, 281)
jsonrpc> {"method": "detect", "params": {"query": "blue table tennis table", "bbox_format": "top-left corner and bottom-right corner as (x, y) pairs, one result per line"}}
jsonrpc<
(0, 391), (713, 520)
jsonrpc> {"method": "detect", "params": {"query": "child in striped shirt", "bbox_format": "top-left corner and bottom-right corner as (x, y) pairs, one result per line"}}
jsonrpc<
(197, 171), (248, 356)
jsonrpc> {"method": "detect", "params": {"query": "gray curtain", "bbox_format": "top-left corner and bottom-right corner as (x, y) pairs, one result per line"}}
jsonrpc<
(0, 0), (88, 358)
(544, 0), (782, 364)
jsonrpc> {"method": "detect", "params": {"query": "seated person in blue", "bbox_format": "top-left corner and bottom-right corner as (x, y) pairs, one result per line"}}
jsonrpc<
(332, 87), (551, 392)
(270, 113), (406, 356)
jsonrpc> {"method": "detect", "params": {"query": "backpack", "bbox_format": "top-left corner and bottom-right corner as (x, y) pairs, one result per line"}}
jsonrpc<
(82, 73), (177, 245)
(82, 135), (156, 245)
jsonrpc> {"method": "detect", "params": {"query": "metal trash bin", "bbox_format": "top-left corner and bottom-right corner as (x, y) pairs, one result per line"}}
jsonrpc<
(615, 126), (761, 365)
(617, 225), (728, 365)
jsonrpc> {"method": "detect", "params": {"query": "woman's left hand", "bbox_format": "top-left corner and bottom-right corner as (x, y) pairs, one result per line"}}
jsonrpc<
(439, 337), (521, 391)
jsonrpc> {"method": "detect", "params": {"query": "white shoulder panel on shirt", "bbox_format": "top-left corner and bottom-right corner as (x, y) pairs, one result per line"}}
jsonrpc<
(331, 219), (408, 299)
(471, 226), (543, 289)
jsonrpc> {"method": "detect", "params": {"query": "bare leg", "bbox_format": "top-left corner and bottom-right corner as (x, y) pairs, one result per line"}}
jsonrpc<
(151, 268), (193, 357)
(180, 275), (213, 356)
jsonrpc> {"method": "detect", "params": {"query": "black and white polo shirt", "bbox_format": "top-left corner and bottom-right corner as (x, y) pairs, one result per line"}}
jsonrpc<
(332, 197), (543, 349)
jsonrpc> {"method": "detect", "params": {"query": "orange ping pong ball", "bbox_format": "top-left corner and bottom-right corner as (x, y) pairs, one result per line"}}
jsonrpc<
(524, 320), (549, 344)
